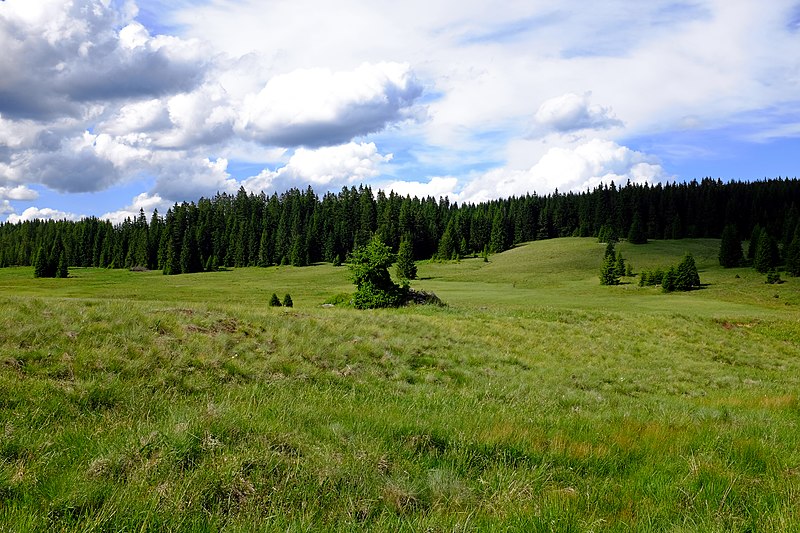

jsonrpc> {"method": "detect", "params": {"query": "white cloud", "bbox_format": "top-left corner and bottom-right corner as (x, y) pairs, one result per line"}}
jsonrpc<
(0, 185), (38, 201)
(1, 200), (13, 215)
(381, 176), (459, 199)
(152, 157), (239, 201)
(533, 92), (622, 134)
(101, 192), (170, 224)
(7, 207), (82, 223)
(243, 142), (392, 193)
(237, 63), (422, 147)
(460, 139), (669, 203)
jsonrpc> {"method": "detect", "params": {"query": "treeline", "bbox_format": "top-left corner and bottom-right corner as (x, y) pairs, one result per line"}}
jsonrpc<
(1, 178), (799, 273)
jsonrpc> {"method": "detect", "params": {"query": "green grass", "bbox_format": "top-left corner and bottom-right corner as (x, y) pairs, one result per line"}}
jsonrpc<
(1, 238), (799, 531)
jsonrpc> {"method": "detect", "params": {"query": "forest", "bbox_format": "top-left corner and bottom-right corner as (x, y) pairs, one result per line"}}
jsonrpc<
(1, 177), (799, 274)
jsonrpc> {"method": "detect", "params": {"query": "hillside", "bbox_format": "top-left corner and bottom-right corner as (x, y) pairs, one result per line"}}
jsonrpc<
(1, 238), (798, 531)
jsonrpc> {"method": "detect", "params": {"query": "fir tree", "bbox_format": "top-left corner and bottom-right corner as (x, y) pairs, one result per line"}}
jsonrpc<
(56, 250), (68, 278)
(753, 232), (779, 273)
(615, 252), (626, 278)
(718, 224), (743, 268)
(604, 241), (616, 260)
(675, 253), (700, 291)
(786, 228), (800, 276)
(269, 293), (282, 307)
(348, 234), (405, 309)
(282, 294), (293, 307)
(627, 212), (647, 244)
(395, 238), (417, 280)
(748, 225), (763, 260)
(600, 253), (620, 285)
(33, 245), (48, 278)
(661, 267), (677, 292)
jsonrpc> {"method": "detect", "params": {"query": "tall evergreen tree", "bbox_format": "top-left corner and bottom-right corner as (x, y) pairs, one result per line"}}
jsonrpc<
(627, 212), (647, 244)
(753, 232), (779, 273)
(600, 253), (620, 285)
(395, 237), (417, 280)
(787, 227), (800, 277)
(718, 224), (743, 268)
(56, 250), (68, 278)
(675, 253), (700, 290)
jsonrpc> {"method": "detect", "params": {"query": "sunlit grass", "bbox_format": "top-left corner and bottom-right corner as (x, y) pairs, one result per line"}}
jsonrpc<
(1, 238), (799, 531)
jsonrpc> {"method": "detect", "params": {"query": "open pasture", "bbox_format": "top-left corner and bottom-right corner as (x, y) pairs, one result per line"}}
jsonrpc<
(1, 238), (799, 531)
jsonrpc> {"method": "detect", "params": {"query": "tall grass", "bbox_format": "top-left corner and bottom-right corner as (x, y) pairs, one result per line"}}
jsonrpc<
(1, 238), (798, 531)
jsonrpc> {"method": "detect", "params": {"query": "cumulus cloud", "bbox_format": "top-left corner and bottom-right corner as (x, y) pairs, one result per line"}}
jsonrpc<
(101, 192), (170, 224)
(0, 2), (208, 121)
(381, 176), (460, 199)
(533, 92), (623, 134)
(0, 185), (38, 201)
(238, 63), (422, 147)
(7, 207), (82, 223)
(243, 142), (392, 193)
(460, 139), (668, 203)
(151, 157), (239, 201)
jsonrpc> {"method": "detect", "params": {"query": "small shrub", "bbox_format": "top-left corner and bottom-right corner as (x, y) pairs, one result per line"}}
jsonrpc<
(282, 294), (293, 307)
(269, 293), (282, 307)
(765, 269), (783, 284)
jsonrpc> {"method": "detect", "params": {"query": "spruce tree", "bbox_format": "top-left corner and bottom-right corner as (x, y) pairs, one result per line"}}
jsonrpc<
(600, 253), (620, 285)
(33, 245), (48, 278)
(675, 253), (700, 291)
(748, 225), (763, 260)
(718, 224), (743, 267)
(283, 294), (293, 307)
(395, 238), (417, 280)
(661, 267), (677, 292)
(269, 293), (282, 307)
(753, 232), (779, 273)
(627, 212), (647, 244)
(56, 250), (68, 278)
(786, 228), (800, 276)
(615, 252), (626, 278)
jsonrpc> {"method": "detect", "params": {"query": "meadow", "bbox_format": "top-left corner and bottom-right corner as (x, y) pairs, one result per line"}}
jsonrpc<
(1, 238), (799, 531)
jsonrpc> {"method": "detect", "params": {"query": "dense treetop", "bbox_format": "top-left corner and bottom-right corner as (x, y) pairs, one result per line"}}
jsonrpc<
(1, 178), (798, 273)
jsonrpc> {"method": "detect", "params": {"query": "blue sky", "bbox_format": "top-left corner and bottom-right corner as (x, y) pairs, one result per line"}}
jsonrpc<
(1, 0), (799, 222)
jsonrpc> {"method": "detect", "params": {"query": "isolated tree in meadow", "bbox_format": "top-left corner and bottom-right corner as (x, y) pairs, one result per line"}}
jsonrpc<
(282, 293), (293, 307)
(600, 253), (620, 286)
(348, 234), (405, 309)
(395, 237), (417, 280)
(269, 293), (282, 307)
(718, 224), (743, 268)
(753, 232), (779, 273)
(675, 253), (700, 291)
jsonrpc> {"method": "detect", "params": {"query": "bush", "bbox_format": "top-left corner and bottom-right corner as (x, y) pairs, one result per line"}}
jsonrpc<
(269, 293), (282, 307)
(283, 294), (293, 307)
(348, 235), (406, 309)
(765, 269), (783, 284)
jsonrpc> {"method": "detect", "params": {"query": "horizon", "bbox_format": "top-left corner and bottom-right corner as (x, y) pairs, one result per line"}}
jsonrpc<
(1, 0), (799, 224)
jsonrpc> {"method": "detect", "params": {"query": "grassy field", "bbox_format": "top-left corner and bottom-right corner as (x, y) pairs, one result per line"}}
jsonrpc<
(1, 238), (799, 531)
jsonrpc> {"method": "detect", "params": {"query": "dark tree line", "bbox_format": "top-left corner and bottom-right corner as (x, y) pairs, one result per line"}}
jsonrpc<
(1, 178), (799, 274)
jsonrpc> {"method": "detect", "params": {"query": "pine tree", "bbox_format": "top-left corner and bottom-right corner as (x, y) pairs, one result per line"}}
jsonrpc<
(786, 227), (800, 276)
(661, 267), (677, 292)
(604, 241), (616, 260)
(282, 294), (293, 307)
(615, 252), (626, 277)
(718, 224), (743, 268)
(753, 232), (779, 273)
(748, 225), (763, 260)
(675, 253), (700, 291)
(33, 245), (48, 278)
(395, 238), (417, 280)
(269, 293), (282, 307)
(627, 212), (647, 244)
(56, 250), (68, 278)
(600, 253), (620, 285)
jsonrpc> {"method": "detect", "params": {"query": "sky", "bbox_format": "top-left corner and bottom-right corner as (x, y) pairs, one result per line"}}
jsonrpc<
(1, 0), (799, 224)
